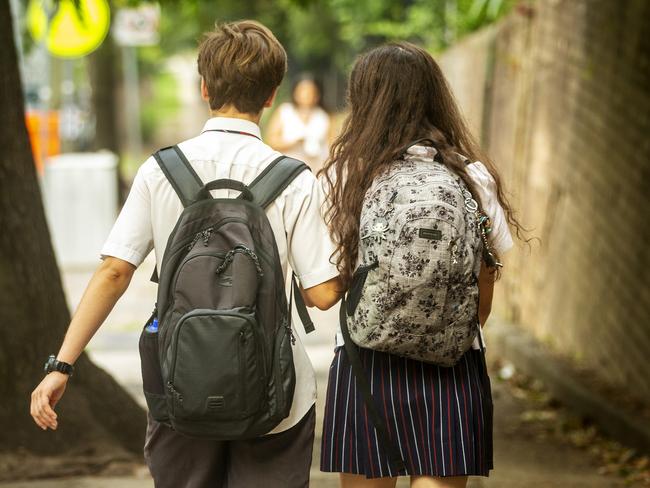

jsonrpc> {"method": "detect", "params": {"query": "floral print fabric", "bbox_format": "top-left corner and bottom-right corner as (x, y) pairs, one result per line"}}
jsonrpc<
(348, 145), (483, 366)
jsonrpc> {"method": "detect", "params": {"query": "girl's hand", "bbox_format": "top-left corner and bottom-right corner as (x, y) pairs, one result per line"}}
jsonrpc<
(30, 372), (68, 430)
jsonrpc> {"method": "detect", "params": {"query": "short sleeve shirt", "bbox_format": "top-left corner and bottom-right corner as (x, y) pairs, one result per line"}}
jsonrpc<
(101, 117), (339, 433)
(466, 161), (514, 256)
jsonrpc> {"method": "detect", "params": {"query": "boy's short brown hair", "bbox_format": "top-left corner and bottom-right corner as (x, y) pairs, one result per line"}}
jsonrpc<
(197, 20), (287, 115)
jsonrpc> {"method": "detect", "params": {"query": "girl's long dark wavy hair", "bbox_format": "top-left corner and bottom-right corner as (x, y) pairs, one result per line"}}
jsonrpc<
(320, 42), (525, 289)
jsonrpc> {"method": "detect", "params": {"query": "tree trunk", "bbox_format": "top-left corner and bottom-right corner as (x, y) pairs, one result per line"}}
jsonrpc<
(0, 0), (146, 479)
(89, 34), (120, 155)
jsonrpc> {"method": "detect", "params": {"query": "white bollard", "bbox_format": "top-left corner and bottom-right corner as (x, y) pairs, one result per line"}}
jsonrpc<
(42, 151), (118, 268)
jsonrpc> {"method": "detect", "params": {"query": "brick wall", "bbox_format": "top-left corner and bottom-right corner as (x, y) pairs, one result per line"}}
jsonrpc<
(439, 0), (650, 404)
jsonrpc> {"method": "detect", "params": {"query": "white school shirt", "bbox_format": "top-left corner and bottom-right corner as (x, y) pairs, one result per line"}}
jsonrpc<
(333, 158), (514, 349)
(101, 117), (339, 434)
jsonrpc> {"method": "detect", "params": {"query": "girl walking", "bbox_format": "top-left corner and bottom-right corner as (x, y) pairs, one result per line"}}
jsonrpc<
(319, 42), (523, 488)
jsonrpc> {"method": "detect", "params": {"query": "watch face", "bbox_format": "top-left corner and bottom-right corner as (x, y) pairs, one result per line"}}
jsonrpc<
(44, 355), (56, 373)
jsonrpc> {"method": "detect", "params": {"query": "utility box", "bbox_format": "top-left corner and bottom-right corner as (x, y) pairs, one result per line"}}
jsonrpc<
(42, 152), (118, 268)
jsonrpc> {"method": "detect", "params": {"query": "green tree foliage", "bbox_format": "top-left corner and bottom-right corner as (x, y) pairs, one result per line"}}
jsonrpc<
(322, 0), (517, 56)
(134, 0), (517, 74)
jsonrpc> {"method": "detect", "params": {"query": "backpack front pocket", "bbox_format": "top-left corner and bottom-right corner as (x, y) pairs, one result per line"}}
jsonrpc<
(167, 309), (266, 422)
(384, 208), (461, 336)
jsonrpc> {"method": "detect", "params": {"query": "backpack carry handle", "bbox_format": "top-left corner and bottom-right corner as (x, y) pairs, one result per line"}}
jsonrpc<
(202, 178), (254, 201)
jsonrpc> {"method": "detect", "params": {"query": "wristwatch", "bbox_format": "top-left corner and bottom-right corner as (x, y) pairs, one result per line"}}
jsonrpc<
(44, 355), (74, 377)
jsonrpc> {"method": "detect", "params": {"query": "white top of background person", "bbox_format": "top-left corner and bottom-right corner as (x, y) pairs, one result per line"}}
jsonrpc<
(267, 77), (331, 172)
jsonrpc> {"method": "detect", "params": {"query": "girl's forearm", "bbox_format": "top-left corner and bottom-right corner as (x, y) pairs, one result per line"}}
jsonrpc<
(477, 262), (496, 327)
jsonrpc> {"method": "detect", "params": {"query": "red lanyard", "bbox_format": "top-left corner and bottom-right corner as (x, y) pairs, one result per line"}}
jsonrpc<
(205, 129), (261, 140)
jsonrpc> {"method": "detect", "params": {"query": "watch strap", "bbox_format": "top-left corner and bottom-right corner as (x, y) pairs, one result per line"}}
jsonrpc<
(45, 355), (74, 376)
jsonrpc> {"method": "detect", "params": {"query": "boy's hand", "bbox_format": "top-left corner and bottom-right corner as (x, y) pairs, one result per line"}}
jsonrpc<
(30, 372), (68, 430)
(27, 257), (135, 432)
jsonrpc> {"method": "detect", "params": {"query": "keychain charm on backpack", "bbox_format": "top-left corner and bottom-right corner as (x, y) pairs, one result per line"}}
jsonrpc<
(362, 190), (398, 244)
(459, 183), (501, 268)
(449, 241), (460, 265)
(462, 189), (479, 213)
(362, 217), (389, 243)
(478, 212), (502, 268)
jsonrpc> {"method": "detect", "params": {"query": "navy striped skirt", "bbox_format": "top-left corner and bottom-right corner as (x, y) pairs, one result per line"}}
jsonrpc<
(320, 346), (493, 478)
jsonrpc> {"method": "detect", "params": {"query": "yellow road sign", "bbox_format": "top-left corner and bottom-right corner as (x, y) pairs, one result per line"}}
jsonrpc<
(27, 0), (110, 58)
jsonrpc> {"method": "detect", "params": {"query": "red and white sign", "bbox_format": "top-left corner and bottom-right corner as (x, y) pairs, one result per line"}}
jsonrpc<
(112, 4), (160, 47)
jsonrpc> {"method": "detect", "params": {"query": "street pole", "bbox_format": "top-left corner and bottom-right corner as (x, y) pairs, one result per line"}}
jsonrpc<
(122, 45), (142, 159)
(9, 0), (24, 74)
(37, 4), (56, 173)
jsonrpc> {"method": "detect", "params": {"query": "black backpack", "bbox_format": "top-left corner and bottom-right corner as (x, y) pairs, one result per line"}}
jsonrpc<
(139, 145), (314, 439)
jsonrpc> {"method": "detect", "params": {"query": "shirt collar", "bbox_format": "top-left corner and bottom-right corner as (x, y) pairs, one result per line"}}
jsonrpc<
(200, 117), (262, 139)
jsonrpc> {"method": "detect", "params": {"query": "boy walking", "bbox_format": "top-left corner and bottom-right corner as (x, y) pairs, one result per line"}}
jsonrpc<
(30, 20), (341, 487)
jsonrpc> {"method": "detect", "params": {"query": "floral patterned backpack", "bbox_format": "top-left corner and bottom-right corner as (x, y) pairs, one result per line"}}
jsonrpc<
(342, 142), (493, 367)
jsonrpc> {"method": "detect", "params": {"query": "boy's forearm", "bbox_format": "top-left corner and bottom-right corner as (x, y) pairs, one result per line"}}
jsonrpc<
(56, 260), (134, 365)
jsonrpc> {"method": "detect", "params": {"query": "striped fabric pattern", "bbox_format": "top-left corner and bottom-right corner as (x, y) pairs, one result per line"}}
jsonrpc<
(320, 346), (493, 479)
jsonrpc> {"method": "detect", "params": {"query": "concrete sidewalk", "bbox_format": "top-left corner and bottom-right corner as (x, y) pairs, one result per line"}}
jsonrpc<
(0, 258), (626, 487)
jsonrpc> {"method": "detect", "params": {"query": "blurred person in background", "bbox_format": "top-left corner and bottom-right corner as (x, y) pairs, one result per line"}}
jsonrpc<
(267, 76), (332, 172)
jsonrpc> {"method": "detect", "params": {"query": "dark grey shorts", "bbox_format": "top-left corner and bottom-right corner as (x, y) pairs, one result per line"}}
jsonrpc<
(144, 405), (316, 488)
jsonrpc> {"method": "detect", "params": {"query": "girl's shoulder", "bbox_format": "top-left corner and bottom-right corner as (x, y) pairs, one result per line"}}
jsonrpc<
(465, 161), (514, 255)
(466, 160), (496, 192)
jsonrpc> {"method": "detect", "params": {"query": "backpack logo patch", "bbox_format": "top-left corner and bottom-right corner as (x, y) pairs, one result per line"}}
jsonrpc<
(216, 275), (233, 287)
(418, 228), (443, 240)
(207, 396), (225, 410)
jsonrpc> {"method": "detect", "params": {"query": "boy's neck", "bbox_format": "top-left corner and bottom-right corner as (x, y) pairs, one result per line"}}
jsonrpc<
(210, 106), (262, 125)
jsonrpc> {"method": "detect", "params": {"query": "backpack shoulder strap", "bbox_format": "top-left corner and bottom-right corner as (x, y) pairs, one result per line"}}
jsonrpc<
(150, 145), (206, 283)
(339, 295), (407, 474)
(290, 274), (315, 334)
(247, 155), (310, 209)
(153, 145), (205, 208)
(247, 155), (315, 334)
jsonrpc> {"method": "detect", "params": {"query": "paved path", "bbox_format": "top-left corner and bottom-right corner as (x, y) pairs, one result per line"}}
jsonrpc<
(0, 258), (625, 487)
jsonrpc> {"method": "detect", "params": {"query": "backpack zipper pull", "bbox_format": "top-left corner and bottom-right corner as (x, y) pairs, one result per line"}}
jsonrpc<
(289, 326), (296, 345)
(284, 318), (296, 346)
(188, 233), (201, 251)
(235, 245), (264, 277)
(289, 327), (296, 346)
(216, 249), (236, 275)
(202, 227), (213, 246)
(167, 381), (183, 402)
